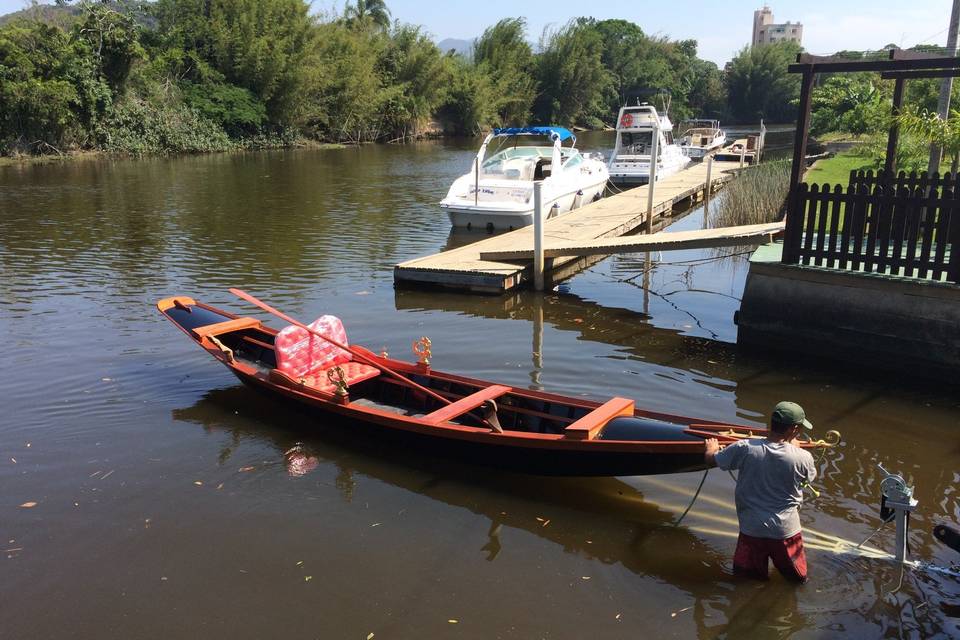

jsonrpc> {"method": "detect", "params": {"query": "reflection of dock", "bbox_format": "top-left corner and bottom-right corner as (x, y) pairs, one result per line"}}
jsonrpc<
(394, 160), (741, 294)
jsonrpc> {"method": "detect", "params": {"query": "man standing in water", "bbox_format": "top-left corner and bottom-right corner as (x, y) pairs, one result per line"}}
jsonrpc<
(704, 401), (818, 583)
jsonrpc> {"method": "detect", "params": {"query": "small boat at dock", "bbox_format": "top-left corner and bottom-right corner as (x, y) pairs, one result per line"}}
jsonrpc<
(440, 126), (608, 231)
(158, 292), (828, 477)
(608, 103), (691, 186)
(678, 119), (727, 159)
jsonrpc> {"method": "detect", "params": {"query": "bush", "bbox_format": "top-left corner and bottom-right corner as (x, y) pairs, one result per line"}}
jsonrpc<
(709, 160), (791, 228)
(99, 97), (233, 154)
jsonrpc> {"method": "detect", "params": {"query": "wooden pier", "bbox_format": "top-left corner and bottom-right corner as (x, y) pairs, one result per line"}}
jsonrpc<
(394, 160), (742, 294)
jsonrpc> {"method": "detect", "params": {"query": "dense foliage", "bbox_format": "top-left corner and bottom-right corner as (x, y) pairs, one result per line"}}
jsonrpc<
(7, 0), (946, 160)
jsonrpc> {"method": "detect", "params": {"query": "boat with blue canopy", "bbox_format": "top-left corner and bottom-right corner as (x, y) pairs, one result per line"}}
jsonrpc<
(440, 126), (608, 230)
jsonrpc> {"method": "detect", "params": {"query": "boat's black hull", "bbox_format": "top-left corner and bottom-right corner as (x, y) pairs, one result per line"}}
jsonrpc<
(238, 371), (708, 477)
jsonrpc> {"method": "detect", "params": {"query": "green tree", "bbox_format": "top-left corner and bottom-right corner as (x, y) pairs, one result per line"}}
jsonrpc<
(0, 20), (81, 152)
(344, 0), (391, 31)
(435, 52), (497, 135)
(533, 19), (612, 127)
(376, 24), (449, 137)
(725, 42), (802, 123)
(152, 0), (313, 125)
(301, 20), (384, 142)
(592, 19), (646, 110)
(473, 18), (536, 126)
(810, 74), (888, 136)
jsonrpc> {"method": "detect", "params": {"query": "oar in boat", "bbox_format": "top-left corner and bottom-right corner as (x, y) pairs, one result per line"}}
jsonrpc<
(228, 288), (465, 415)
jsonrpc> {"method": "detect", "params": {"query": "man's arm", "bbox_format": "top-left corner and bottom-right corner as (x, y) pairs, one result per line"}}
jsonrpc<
(704, 438), (720, 468)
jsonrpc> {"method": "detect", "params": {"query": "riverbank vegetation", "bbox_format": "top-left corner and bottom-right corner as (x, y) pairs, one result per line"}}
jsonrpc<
(806, 50), (960, 176)
(1, 0), (797, 157)
(709, 159), (791, 228)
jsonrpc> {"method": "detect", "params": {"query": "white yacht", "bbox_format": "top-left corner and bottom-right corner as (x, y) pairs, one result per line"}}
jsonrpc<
(608, 104), (690, 186)
(678, 119), (727, 159)
(440, 126), (608, 230)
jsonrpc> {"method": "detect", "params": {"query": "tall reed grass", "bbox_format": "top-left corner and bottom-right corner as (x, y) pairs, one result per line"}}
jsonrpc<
(708, 159), (791, 228)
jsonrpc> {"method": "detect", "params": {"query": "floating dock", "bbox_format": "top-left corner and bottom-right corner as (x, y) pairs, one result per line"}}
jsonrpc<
(395, 160), (741, 294)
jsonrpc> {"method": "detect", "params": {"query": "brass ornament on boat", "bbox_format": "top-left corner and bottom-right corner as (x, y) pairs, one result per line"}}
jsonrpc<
(412, 336), (432, 365)
(327, 366), (349, 397)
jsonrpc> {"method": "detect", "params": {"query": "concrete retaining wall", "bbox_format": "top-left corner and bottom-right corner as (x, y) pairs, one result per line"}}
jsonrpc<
(737, 244), (960, 378)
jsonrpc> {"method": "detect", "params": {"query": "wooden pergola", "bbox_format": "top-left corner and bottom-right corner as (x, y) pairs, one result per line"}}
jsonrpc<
(787, 49), (960, 193)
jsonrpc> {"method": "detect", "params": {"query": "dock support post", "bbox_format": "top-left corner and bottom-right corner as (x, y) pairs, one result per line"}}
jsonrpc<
(739, 143), (746, 169)
(703, 156), (714, 224)
(646, 120), (660, 233)
(533, 181), (545, 291)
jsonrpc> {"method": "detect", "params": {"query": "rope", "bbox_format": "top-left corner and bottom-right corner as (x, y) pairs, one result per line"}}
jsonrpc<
(674, 468), (710, 526)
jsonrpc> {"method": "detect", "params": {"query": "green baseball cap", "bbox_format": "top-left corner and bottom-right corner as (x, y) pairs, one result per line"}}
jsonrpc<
(771, 401), (813, 430)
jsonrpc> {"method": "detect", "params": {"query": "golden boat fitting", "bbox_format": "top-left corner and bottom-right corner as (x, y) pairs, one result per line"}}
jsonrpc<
(412, 336), (432, 366)
(327, 366), (350, 400)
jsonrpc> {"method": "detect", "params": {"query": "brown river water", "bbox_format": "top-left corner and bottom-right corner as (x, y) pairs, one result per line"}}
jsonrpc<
(1, 134), (958, 639)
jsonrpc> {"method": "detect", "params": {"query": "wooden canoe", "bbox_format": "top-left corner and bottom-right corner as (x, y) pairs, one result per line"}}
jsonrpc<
(158, 296), (820, 477)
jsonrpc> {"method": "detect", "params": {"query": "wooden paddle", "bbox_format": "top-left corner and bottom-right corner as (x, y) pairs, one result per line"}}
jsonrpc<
(229, 288), (454, 409)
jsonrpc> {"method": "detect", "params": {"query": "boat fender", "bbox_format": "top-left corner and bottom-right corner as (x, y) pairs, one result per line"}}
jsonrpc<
(598, 417), (702, 442)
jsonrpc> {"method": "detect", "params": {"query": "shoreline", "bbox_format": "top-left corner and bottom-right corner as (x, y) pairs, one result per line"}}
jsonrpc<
(0, 140), (348, 168)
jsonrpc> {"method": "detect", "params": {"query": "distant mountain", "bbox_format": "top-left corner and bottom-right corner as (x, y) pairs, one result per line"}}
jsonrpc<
(436, 37), (474, 57)
(0, 3), (80, 28)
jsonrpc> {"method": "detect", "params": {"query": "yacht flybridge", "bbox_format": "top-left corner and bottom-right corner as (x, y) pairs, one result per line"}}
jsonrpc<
(440, 126), (608, 230)
(678, 119), (727, 159)
(608, 104), (690, 186)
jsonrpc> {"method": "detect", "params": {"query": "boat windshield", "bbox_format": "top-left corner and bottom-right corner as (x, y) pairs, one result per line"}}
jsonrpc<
(480, 146), (553, 180)
(617, 131), (653, 155)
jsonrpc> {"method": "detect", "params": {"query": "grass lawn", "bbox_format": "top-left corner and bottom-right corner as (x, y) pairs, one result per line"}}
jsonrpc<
(804, 151), (876, 187)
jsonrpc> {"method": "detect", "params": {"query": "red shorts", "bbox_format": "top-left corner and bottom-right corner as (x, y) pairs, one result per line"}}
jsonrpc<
(733, 532), (808, 583)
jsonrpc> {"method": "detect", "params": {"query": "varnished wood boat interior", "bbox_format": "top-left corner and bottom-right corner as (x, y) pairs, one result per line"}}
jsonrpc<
(161, 299), (612, 436)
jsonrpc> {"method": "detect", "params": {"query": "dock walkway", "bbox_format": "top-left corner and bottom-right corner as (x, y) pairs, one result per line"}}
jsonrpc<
(394, 160), (741, 294)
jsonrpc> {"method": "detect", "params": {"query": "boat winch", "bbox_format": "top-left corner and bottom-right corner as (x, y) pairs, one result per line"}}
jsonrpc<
(859, 464), (918, 564)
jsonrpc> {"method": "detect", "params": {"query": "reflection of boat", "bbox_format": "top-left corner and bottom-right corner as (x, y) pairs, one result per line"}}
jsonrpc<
(173, 385), (726, 581)
(158, 295), (822, 476)
(678, 119), (727, 159)
(608, 104), (691, 186)
(440, 126), (608, 231)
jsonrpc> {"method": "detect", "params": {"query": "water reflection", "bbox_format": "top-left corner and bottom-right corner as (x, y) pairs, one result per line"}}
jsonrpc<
(173, 386), (814, 638)
(172, 386), (959, 638)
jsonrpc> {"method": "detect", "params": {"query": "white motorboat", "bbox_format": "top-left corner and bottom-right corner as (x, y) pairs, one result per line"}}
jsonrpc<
(678, 119), (727, 159)
(440, 126), (609, 230)
(608, 104), (690, 186)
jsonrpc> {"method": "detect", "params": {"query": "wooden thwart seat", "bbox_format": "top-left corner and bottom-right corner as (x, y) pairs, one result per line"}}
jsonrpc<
(564, 397), (635, 440)
(192, 317), (262, 339)
(422, 385), (511, 425)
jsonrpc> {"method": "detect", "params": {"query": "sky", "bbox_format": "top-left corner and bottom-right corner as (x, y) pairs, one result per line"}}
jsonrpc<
(0, 0), (952, 67)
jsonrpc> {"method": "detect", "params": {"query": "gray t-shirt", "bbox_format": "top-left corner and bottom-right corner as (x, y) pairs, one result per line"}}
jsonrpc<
(714, 438), (817, 539)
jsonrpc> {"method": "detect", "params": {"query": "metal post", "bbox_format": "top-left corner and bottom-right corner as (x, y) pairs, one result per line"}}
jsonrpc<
(646, 119), (660, 233)
(533, 181), (545, 291)
(474, 157), (479, 207)
(929, 0), (960, 175)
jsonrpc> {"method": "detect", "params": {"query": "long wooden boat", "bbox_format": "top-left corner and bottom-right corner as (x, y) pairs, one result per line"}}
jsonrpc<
(158, 295), (823, 477)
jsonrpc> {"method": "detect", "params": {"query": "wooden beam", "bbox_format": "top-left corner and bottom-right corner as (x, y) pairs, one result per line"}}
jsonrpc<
(881, 68), (960, 79)
(478, 222), (784, 260)
(789, 69), (816, 195)
(884, 77), (906, 177)
(789, 56), (960, 74)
